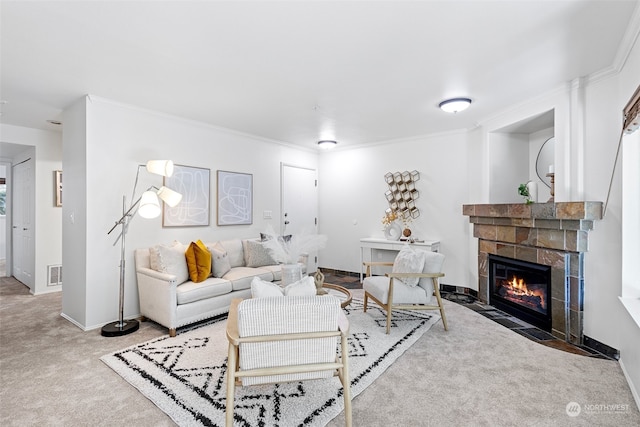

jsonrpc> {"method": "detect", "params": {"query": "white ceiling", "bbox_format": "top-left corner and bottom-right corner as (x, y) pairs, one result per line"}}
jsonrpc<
(1, 1), (638, 150)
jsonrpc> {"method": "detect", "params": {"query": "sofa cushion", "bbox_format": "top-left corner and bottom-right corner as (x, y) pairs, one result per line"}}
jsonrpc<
(217, 239), (245, 268)
(259, 264), (282, 281)
(176, 277), (233, 305)
(363, 275), (431, 305)
(185, 240), (212, 283)
(207, 244), (231, 278)
(148, 241), (189, 284)
(243, 239), (277, 267)
(223, 267), (273, 291)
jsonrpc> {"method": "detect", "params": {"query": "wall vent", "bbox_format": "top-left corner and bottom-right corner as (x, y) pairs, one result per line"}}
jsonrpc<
(47, 264), (62, 286)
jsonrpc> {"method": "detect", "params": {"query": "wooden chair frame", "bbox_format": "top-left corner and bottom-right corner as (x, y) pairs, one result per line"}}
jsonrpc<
(225, 299), (352, 426)
(363, 261), (448, 334)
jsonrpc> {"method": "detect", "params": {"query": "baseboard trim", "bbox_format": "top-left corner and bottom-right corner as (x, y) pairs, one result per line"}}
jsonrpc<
(441, 284), (478, 299)
(318, 268), (359, 278)
(620, 358), (640, 411)
(582, 335), (620, 360)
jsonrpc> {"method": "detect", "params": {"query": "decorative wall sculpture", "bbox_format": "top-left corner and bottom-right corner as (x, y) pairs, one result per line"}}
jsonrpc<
(384, 170), (420, 221)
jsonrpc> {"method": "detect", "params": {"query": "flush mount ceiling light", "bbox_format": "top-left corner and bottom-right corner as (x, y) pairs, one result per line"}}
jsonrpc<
(318, 140), (338, 149)
(439, 97), (472, 113)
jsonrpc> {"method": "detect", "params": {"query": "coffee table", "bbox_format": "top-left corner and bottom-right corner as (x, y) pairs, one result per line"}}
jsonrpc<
(321, 283), (353, 308)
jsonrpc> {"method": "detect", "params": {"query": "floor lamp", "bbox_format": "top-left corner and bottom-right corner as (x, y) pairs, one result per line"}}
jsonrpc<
(102, 160), (182, 337)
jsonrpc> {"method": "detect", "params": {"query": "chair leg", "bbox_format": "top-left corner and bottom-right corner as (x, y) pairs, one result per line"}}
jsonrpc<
(340, 335), (352, 427)
(433, 278), (448, 331)
(225, 343), (238, 427)
(385, 305), (392, 334)
(169, 328), (176, 337)
(363, 292), (369, 312)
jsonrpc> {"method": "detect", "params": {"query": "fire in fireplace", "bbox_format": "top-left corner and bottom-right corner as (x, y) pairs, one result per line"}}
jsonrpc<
(489, 255), (552, 331)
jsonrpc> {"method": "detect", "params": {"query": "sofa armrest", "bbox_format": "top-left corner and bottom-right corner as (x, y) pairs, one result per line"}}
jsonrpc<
(137, 266), (179, 283)
(136, 267), (179, 329)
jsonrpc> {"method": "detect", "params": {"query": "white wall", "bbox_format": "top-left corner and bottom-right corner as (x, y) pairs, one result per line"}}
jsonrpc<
(488, 132), (530, 203)
(615, 25), (640, 408)
(0, 124), (62, 294)
(63, 95), (318, 330)
(61, 98), (88, 327)
(318, 131), (471, 288)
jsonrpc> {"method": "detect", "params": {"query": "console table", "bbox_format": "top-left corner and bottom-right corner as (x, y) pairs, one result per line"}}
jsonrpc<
(359, 237), (440, 281)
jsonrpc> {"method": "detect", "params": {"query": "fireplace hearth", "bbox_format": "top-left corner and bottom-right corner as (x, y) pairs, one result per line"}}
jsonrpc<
(489, 255), (551, 331)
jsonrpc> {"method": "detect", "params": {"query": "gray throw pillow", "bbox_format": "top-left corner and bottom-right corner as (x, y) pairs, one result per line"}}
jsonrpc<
(208, 244), (231, 278)
(243, 240), (277, 267)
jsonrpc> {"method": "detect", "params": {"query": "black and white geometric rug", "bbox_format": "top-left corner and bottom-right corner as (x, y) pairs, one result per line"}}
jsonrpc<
(101, 298), (440, 426)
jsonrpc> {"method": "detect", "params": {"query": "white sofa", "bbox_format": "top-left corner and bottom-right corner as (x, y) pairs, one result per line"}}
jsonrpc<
(134, 238), (306, 336)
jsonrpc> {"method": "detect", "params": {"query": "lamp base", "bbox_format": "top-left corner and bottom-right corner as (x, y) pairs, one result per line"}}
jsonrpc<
(101, 319), (140, 337)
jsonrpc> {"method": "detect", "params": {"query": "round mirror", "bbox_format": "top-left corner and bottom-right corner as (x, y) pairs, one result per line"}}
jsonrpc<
(535, 137), (555, 188)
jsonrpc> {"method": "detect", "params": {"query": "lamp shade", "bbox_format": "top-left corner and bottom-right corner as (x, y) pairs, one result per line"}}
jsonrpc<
(157, 186), (182, 207)
(138, 191), (161, 218)
(146, 160), (174, 177)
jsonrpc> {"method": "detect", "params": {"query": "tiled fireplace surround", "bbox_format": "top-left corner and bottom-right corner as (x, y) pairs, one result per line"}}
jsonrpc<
(463, 202), (603, 345)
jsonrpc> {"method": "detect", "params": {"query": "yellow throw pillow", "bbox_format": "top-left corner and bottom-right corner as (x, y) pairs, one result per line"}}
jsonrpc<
(185, 240), (212, 283)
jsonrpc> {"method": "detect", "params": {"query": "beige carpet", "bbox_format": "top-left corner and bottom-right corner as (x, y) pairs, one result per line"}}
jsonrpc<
(1, 276), (639, 426)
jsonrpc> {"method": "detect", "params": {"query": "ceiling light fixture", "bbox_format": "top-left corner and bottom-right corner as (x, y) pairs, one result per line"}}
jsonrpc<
(439, 97), (472, 113)
(318, 140), (338, 149)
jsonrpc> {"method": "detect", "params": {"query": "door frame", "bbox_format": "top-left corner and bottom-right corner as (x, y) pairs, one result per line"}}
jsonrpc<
(0, 160), (11, 277)
(280, 162), (319, 270)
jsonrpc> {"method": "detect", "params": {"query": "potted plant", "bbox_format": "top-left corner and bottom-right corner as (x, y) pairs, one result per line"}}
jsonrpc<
(518, 183), (533, 205)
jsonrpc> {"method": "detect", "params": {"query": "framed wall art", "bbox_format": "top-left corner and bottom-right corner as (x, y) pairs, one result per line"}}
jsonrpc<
(217, 170), (253, 225)
(162, 165), (210, 227)
(54, 170), (62, 207)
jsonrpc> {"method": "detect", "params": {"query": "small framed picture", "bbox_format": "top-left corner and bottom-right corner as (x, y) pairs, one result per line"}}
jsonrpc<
(54, 170), (62, 207)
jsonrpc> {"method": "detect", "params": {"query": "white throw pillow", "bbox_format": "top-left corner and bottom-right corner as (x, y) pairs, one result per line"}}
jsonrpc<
(392, 244), (427, 287)
(250, 276), (317, 298)
(149, 241), (189, 284)
(283, 276), (316, 296)
(251, 277), (285, 298)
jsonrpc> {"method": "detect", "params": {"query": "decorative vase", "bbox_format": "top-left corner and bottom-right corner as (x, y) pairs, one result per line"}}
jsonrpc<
(384, 221), (402, 241)
(526, 181), (538, 203)
(281, 263), (303, 286)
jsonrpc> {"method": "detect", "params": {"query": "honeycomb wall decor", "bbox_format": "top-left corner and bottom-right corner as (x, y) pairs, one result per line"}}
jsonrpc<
(384, 170), (420, 220)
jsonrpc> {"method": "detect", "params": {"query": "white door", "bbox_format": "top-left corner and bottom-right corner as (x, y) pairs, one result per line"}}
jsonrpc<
(281, 164), (318, 272)
(12, 159), (34, 289)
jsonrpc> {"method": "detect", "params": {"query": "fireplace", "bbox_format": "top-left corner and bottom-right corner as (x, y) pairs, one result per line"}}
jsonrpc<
(489, 255), (552, 331)
(463, 201), (602, 344)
